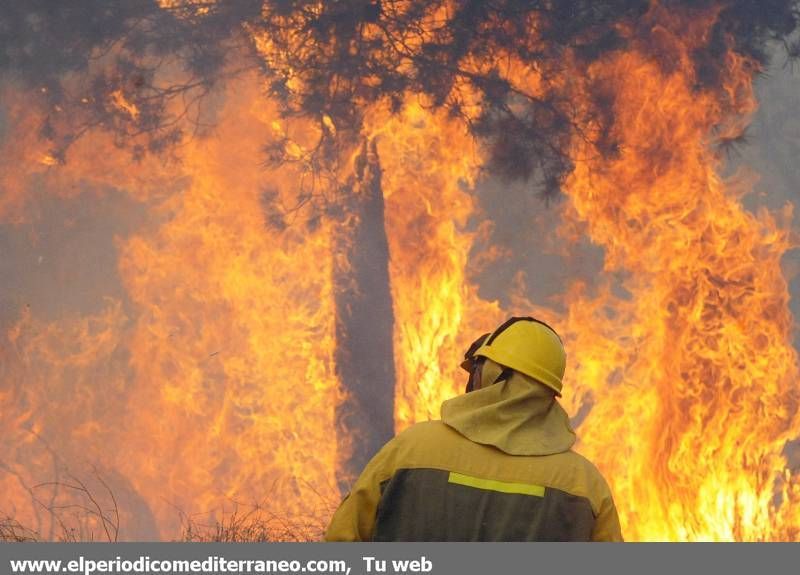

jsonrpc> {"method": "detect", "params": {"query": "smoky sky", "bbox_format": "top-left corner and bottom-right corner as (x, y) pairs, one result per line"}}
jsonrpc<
(3, 47), (799, 340)
(730, 48), (800, 327)
(0, 190), (146, 327)
(2, 19), (800, 349)
(473, 44), (800, 330)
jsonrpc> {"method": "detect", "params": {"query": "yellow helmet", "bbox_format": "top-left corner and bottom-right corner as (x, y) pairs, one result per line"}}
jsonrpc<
(472, 316), (566, 395)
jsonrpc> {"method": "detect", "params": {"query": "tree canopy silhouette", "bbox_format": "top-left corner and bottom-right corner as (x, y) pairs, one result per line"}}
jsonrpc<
(2, 0), (799, 196)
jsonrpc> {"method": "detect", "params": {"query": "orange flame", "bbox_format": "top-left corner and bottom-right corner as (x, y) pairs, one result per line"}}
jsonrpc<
(3, 1), (800, 542)
(1, 75), (344, 539)
(362, 3), (800, 541)
(362, 97), (503, 430)
(556, 7), (800, 540)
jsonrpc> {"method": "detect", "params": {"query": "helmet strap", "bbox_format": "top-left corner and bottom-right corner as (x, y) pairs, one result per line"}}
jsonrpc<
(495, 368), (513, 384)
(465, 358), (484, 393)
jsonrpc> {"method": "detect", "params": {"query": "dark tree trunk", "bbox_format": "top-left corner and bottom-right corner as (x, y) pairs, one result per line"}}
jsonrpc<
(333, 139), (396, 491)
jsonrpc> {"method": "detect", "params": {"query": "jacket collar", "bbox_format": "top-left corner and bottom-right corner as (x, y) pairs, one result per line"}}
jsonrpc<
(441, 368), (576, 456)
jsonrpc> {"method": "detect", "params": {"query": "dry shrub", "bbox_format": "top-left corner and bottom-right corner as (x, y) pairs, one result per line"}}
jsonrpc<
(179, 503), (327, 542)
(0, 516), (39, 542)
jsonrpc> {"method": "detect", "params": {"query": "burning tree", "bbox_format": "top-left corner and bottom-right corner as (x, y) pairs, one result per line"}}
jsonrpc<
(2, 0), (800, 540)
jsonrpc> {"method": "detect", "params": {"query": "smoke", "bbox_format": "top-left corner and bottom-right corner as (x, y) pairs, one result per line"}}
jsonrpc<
(729, 42), (800, 357)
(474, 40), (800, 334)
(471, 176), (607, 313)
(0, 192), (146, 323)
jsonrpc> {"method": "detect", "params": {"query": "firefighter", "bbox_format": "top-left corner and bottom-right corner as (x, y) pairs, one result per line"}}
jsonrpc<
(325, 316), (623, 541)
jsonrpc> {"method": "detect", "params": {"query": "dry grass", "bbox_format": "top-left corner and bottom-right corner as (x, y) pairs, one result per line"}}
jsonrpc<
(1, 504), (329, 542)
(1, 470), (120, 542)
(0, 516), (39, 542)
(179, 504), (327, 542)
(2, 471), (332, 542)
(0, 515), (113, 543)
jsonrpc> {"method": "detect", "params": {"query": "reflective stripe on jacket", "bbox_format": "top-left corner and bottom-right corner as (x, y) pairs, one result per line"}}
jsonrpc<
(325, 420), (623, 541)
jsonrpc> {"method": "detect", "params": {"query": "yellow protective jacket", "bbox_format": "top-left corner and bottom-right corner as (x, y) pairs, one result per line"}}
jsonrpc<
(325, 371), (623, 542)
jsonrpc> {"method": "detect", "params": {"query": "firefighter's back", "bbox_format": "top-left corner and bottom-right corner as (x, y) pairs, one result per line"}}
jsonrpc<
(371, 420), (620, 542)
